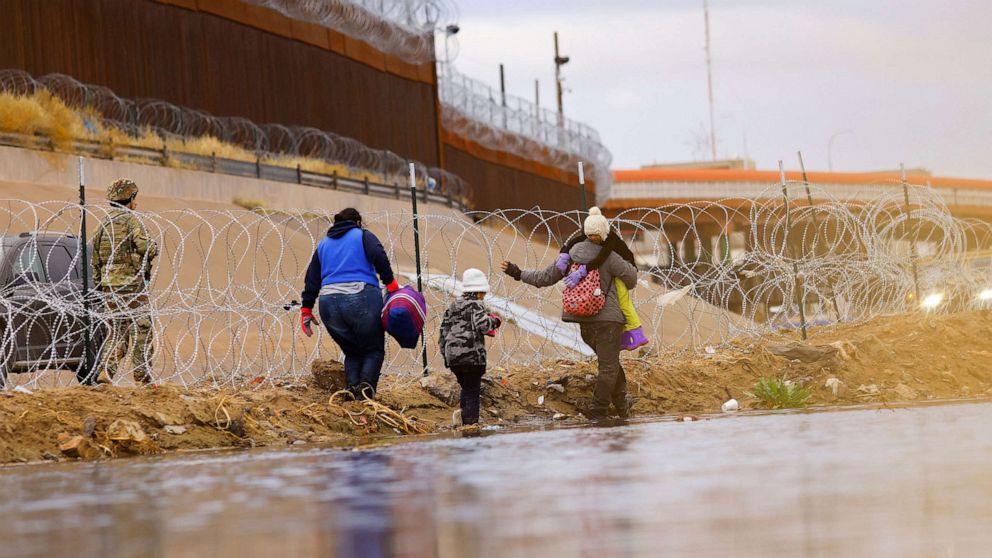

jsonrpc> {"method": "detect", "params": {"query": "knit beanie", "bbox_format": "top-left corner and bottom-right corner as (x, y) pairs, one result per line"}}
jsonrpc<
(583, 207), (610, 238)
(459, 268), (490, 294)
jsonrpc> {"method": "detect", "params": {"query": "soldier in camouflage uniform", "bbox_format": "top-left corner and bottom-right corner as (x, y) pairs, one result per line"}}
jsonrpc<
(91, 179), (158, 384)
(439, 268), (502, 427)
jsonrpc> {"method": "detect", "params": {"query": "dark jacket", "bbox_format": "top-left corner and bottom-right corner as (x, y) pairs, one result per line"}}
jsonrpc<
(561, 232), (635, 269)
(521, 240), (637, 324)
(439, 297), (501, 367)
(301, 221), (394, 309)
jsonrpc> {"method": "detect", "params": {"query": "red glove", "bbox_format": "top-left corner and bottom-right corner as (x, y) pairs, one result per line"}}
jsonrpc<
(385, 280), (400, 293)
(301, 307), (318, 337)
(485, 313), (502, 337)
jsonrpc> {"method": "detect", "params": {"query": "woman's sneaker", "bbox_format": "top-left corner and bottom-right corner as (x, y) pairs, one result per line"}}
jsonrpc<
(621, 326), (649, 351)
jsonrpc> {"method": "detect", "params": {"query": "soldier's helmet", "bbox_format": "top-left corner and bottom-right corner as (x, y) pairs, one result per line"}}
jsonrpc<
(106, 178), (138, 203)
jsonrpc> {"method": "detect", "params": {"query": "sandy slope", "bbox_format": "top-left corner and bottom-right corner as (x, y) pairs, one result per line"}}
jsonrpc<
(2, 310), (990, 465)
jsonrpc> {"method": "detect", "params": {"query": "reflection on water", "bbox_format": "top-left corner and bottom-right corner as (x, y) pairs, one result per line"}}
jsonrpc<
(3, 403), (992, 557)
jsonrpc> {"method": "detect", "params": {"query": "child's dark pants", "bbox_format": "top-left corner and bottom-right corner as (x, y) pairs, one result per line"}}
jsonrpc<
(450, 364), (486, 425)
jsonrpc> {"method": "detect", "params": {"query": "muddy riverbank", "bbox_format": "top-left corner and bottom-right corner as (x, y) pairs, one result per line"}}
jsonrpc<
(2, 310), (991, 465)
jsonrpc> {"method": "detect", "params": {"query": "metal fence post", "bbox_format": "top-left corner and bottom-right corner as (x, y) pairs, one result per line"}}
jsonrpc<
(255, 156), (261, 179)
(78, 157), (95, 383)
(797, 151), (842, 321)
(409, 163), (430, 377)
(780, 161), (808, 341)
(578, 161), (587, 212)
(901, 163), (922, 305)
(296, 164), (302, 184)
(363, 176), (370, 196)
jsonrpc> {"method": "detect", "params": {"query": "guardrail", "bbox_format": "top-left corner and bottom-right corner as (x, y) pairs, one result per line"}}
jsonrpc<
(0, 132), (466, 211)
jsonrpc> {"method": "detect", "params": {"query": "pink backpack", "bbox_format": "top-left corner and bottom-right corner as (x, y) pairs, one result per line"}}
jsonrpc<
(562, 263), (606, 317)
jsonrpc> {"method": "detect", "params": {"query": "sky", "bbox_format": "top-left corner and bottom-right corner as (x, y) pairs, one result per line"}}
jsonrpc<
(447, 0), (992, 178)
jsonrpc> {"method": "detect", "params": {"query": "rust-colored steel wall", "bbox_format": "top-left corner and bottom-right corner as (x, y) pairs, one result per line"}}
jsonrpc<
(444, 144), (587, 214)
(1, 0), (597, 213)
(0, 0), (440, 166)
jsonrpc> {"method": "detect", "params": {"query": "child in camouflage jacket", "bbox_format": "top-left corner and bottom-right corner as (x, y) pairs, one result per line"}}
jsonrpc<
(439, 268), (502, 427)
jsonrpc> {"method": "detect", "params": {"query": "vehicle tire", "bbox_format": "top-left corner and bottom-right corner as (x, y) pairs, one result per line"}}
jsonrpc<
(0, 340), (13, 390)
(74, 331), (105, 386)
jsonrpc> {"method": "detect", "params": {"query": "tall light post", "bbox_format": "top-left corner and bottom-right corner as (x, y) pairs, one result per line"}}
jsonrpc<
(827, 129), (855, 172)
(553, 31), (570, 126)
(703, 0), (717, 161)
(440, 23), (459, 68)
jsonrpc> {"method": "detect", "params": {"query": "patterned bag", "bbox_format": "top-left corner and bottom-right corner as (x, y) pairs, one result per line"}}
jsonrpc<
(562, 263), (606, 317)
(381, 286), (427, 348)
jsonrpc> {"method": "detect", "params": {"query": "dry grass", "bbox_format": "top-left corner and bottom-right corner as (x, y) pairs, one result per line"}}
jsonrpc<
(0, 91), (384, 185)
(0, 90), (92, 150)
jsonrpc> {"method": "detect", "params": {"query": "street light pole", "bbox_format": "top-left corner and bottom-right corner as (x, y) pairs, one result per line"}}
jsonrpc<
(827, 129), (854, 172)
(554, 31), (569, 126)
(703, 0), (717, 161)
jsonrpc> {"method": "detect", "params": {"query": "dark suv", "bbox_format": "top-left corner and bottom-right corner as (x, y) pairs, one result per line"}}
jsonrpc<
(0, 233), (102, 388)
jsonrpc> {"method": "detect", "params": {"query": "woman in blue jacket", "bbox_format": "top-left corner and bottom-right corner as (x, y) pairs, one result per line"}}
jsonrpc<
(300, 208), (399, 400)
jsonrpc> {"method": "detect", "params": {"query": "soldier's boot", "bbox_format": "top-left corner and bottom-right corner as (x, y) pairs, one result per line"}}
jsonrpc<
(133, 367), (153, 385)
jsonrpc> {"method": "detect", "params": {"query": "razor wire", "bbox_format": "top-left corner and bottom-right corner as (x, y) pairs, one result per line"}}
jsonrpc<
(2, 182), (991, 391)
(0, 70), (468, 203)
(244, 0), (459, 64)
(437, 63), (614, 203)
(0, 65), (613, 207)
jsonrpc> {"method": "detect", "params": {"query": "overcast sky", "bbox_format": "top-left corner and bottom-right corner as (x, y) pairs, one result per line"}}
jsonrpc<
(448, 0), (992, 178)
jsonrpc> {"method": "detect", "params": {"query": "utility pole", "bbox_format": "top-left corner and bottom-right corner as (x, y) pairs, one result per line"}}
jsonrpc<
(554, 31), (570, 126)
(499, 63), (507, 128)
(704, 0), (717, 161)
(499, 64), (506, 107)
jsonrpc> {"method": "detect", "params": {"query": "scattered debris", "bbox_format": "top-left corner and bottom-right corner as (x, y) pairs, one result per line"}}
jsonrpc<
(552, 412), (567, 420)
(825, 377), (843, 397)
(857, 384), (880, 395)
(893, 383), (920, 400)
(721, 399), (739, 412)
(57, 434), (102, 460)
(164, 425), (187, 435)
(537, 395), (545, 405)
(767, 343), (839, 364)
(547, 383), (565, 393)
(13, 386), (32, 395)
(82, 416), (96, 437)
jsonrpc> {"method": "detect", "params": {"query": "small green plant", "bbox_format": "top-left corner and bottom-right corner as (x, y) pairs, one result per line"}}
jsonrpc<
(748, 377), (811, 409)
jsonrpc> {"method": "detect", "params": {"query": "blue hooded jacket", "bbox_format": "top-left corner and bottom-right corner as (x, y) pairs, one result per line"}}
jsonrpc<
(301, 221), (395, 309)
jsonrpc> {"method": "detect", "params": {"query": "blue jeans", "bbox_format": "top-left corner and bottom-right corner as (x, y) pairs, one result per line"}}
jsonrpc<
(318, 285), (386, 391)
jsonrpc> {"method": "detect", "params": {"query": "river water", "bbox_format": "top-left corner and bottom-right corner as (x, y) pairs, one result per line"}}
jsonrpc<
(3, 402), (991, 557)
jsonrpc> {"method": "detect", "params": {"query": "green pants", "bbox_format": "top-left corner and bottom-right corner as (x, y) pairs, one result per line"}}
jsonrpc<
(99, 290), (154, 384)
(614, 278), (641, 332)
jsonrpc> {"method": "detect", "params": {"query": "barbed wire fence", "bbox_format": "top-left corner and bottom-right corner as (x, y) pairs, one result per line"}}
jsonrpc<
(0, 69), (469, 201)
(2, 180), (990, 390)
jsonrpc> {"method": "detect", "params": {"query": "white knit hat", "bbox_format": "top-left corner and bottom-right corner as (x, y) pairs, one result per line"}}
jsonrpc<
(460, 268), (490, 294)
(583, 207), (610, 238)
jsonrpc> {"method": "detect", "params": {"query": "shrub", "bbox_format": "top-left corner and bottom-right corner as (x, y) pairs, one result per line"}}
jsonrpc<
(748, 377), (811, 409)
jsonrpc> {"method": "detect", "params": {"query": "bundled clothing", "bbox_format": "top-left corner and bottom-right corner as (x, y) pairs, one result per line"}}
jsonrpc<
(511, 238), (638, 419)
(560, 232), (646, 349)
(439, 293), (502, 425)
(301, 220), (397, 398)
